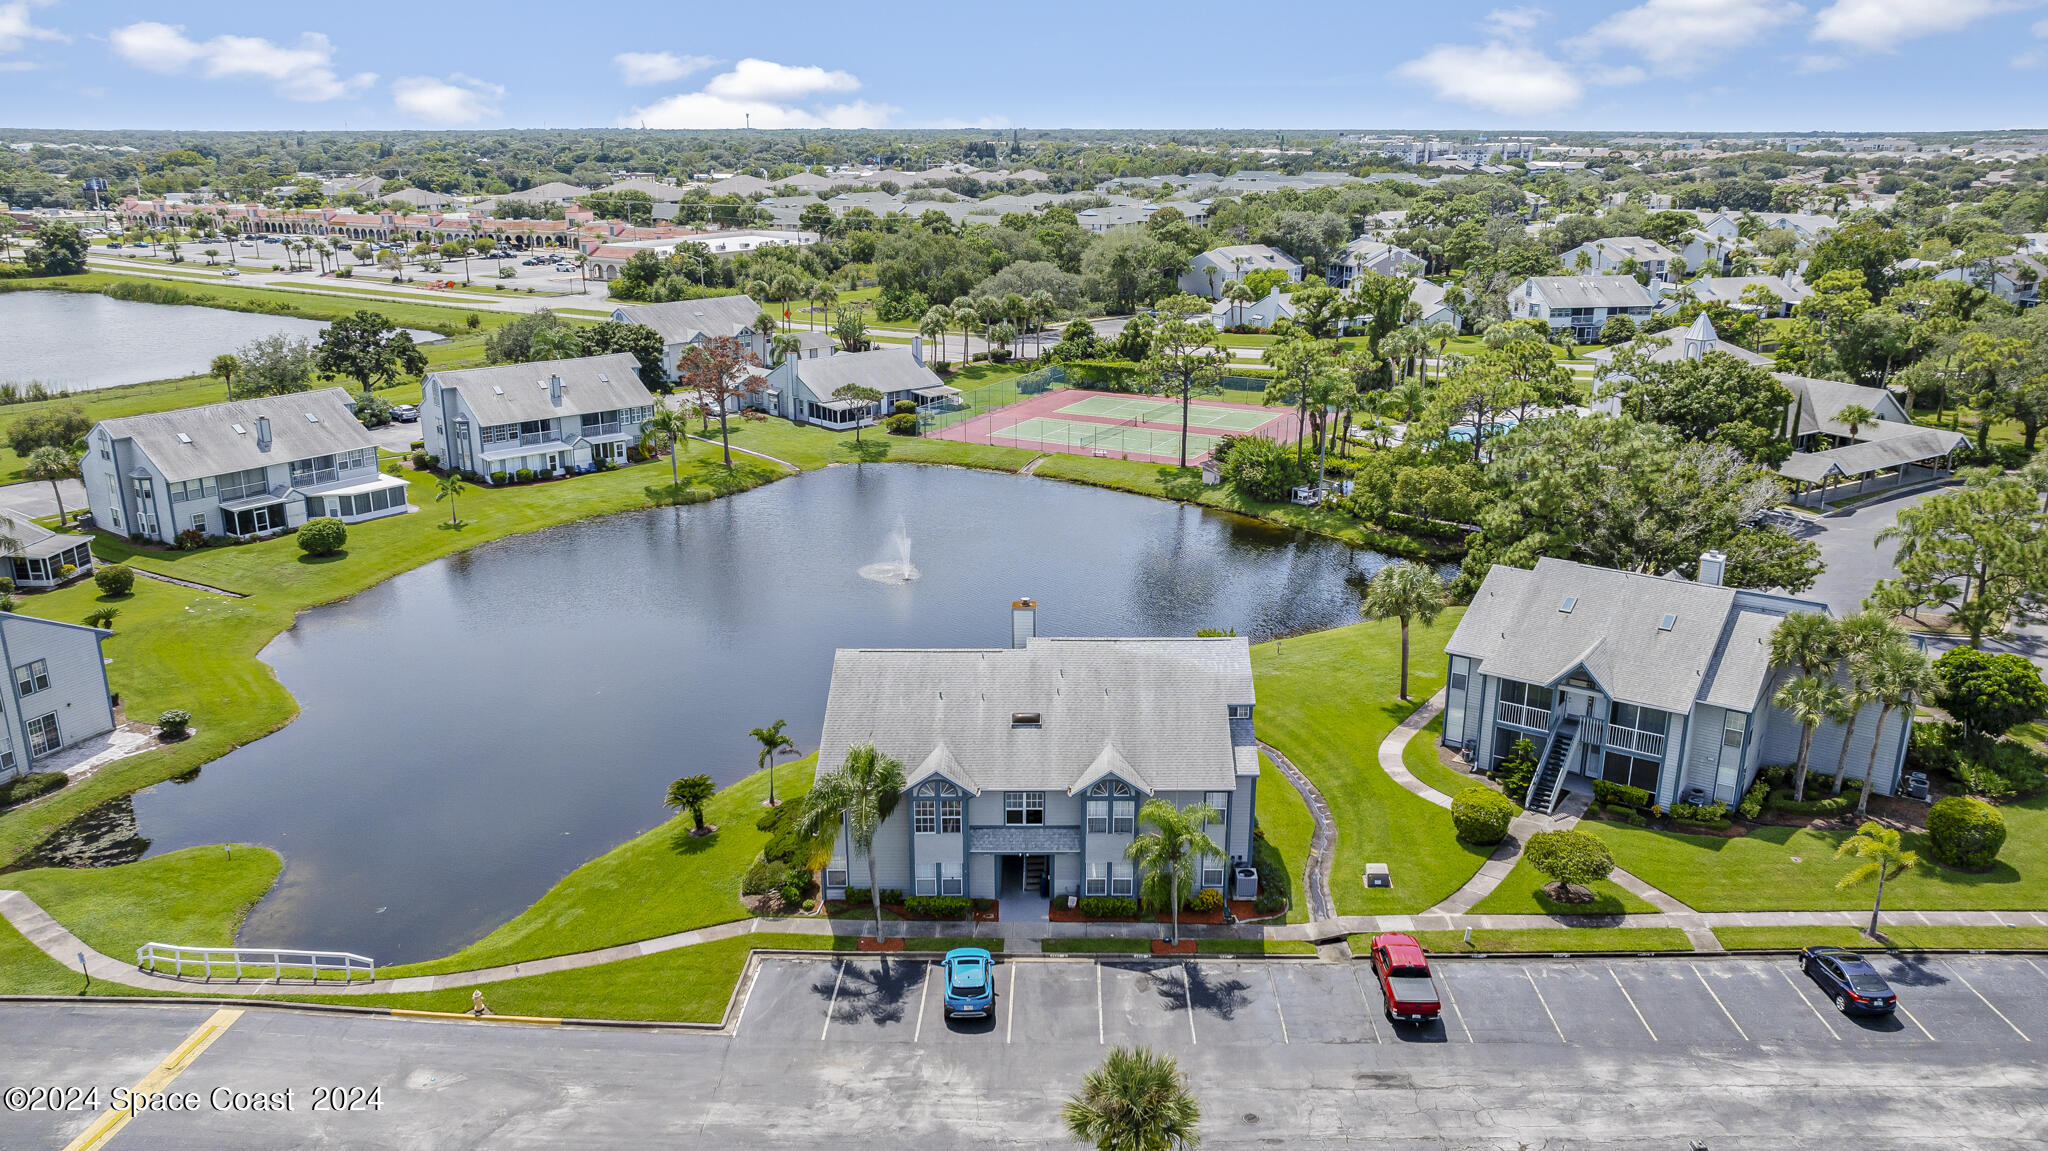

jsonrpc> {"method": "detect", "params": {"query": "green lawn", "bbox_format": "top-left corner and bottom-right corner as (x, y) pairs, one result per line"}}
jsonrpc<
(701, 416), (1040, 472)
(1465, 855), (1661, 917)
(1028, 454), (1460, 558)
(1583, 788), (2048, 912)
(384, 760), (816, 977)
(1256, 754), (1313, 924)
(0, 845), (280, 963)
(1251, 616), (1488, 916)
(0, 919), (167, 997)
(1378, 928), (1694, 954)
(0, 454), (784, 866)
(1403, 713), (1489, 800)
(1714, 925), (2048, 951)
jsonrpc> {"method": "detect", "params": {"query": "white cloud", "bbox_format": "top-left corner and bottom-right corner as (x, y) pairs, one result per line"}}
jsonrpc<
(612, 51), (716, 86)
(392, 74), (503, 123)
(702, 58), (859, 102)
(1574, 0), (1805, 75)
(622, 58), (887, 129)
(0, 1), (66, 55)
(1811, 0), (2023, 51)
(108, 22), (374, 101)
(1484, 6), (1548, 33)
(1394, 41), (1583, 115)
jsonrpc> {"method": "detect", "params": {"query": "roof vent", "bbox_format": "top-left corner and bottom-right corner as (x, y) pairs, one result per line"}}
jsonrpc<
(306, 413), (319, 423)
(1559, 596), (1577, 613)
(1011, 712), (1042, 728)
(597, 374), (609, 383)
(176, 433), (192, 444)
(232, 423), (248, 435)
(1659, 613), (1677, 631)
(492, 385), (504, 395)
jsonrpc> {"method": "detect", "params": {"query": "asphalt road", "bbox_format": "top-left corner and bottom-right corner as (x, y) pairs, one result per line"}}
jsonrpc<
(8, 953), (2048, 1148)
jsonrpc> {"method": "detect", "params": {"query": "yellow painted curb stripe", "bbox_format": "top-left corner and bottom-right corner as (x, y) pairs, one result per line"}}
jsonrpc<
(63, 1008), (242, 1151)
(388, 1009), (562, 1025)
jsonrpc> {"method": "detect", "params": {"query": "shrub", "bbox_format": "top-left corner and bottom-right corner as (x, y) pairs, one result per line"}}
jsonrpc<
(296, 517), (347, 556)
(1951, 739), (2048, 800)
(1591, 780), (1653, 810)
(93, 564), (135, 596)
(1736, 776), (1771, 821)
(1078, 896), (1138, 919)
(1250, 831), (1287, 914)
(1927, 795), (2007, 870)
(0, 771), (66, 809)
(81, 607), (119, 629)
(1218, 434), (1307, 502)
(410, 450), (433, 470)
(1495, 736), (1538, 799)
(515, 468), (535, 483)
(1765, 787), (1857, 818)
(1184, 887), (1226, 914)
(903, 896), (973, 920)
(1451, 785), (1515, 845)
(754, 805), (787, 832)
(175, 528), (206, 551)
(1934, 647), (2048, 739)
(742, 857), (788, 896)
(1524, 829), (1615, 892)
(883, 412), (919, 435)
(156, 709), (192, 739)
(841, 888), (905, 906)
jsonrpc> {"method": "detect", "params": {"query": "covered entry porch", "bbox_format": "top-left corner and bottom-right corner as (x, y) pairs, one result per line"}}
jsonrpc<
(969, 824), (1079, 920)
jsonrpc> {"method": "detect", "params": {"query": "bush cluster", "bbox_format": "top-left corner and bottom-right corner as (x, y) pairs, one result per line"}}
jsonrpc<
(1666, 800), (1731, 829)
(93, 564), (135, 596)
(1250, 830), (1287, 915)
(0, 770), (66, 809)
(1909, 721), (2047, 800)
(1591, 780), (1653, 810)
(1451, 785), (1515, 845)
(1077, 896), (1137, 919)
(903, 896), (972, 920)
(1766, 787), (1857, 818)
(296, 517), (347, 557)
(156, 709), (192, 739)
(842, 888), (905, 906)
(1183, 887), (1225, 914)
(1927, 796), (2007, 870)
(1736, 776), (1771, 821)
(1215, 434), (1308, 502)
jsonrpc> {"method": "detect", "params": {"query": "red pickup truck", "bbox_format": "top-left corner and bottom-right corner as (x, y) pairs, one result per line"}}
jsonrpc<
(1368, 932), (1443, 1024)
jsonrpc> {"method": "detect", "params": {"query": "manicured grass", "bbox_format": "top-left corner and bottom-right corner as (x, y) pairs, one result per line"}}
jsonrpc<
(1465, 855), (1661, 917)
(1256, 754), (1314, 924)
(1712, 926), (1868, 950)
(1715, 925), (2048, 951)
(382, 761), (816, 978)
(1196, 939), (1319, 955)
(0, 454), (785, 867)
(1041, 938), (1148, 953)
(1, 845), (281, 962)
(1583, 788), (2048, 912)
(1252, 616), (1488, 916)
(1029, 454), (1460, 558)
(703, 417), (1040, 472)
(1404, 713), (1490, 800)
(1372, 928), (1694, 954)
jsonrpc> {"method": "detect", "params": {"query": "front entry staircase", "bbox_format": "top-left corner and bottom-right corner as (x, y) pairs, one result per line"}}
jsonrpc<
(1525, 718), (1580, 815)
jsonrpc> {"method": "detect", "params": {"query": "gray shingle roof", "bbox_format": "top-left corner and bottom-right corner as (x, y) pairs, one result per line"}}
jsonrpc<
(1445, 557), (1801, 715)
(426, 354), (654, 425)
(613, 295), (763, 346)
(97, 388), (378, 483)
(1524, 276), (1657, 309)
(788, 347), (943, 397)
(816, 636), (1255, 797)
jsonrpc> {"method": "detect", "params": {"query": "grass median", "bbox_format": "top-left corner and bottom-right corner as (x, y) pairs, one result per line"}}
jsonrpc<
(1363, 928), (1694, 954)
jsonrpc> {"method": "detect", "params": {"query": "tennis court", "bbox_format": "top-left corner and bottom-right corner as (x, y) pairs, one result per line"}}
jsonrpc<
(1055, 394), (1277, 432)
(993, 416), (1226, 458)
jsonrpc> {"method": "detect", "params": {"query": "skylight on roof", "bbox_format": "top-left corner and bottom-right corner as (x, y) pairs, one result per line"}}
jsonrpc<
(176, 433), (192, 444)
(492, 385), (503, 395)
(1559, 596), (1576, 613)
(1659, 613), (1677, 631)
(232, 423), (247, 435)
(306, 413), (319, 423)
(597, 374), (609, 383)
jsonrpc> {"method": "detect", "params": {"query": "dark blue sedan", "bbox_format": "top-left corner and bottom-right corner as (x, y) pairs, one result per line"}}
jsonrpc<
(939, 947), (995, 1019)
(1800, 946), (1898, 1015)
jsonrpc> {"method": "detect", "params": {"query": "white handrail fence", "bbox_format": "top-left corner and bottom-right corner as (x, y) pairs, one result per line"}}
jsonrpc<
(136, 942), (375, 984)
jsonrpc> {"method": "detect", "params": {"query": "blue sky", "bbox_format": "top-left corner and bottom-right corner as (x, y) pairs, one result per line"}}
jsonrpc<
(1, 0), (2044, 133)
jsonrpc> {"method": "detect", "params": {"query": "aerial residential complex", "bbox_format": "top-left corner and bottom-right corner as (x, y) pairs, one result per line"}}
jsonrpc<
(422, 354), (658, 478)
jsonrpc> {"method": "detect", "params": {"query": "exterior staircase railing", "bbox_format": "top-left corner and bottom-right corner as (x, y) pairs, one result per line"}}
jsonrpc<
(1524, 718), (1580, 815)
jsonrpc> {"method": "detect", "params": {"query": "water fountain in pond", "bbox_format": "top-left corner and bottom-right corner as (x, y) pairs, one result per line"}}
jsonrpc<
(859, 517), (921, 583)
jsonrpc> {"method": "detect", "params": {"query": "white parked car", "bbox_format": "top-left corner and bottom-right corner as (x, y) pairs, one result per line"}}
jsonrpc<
(220, 268), (240, 277)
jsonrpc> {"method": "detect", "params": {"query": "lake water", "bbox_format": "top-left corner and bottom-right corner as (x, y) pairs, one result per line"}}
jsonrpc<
(0, 291), (430, 392)
(89, 467), (1438, 962)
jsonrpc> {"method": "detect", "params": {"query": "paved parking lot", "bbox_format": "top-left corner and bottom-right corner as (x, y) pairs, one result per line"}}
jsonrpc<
(737, 951), (2048, 1054)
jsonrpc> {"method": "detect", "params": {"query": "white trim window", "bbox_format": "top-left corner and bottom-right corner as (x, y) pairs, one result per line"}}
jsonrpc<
(915, 872), (938, 897)
(25, 713), (59, 758)
(940, 863), (963, 897)
(1110, 868), (1134, 897)
(1202, 866), (1226, 889)
(1004, 791), (1045, 825)
(913, 799), (937, 834)
(824, 866), (848, 890)
(939, 798), (962, 834)
(1086, 800), (1108, 834)
(14, 659), (49, 698)
(1085, 862), (1109, 896)
(1111, 800), (1135, 835)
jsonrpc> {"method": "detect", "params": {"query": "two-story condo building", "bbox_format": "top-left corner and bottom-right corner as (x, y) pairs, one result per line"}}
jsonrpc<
(422, 354), (657, 480)
(610, 295), (765, 381)
(1325, 238), (1426, 289)
(1442, 556), (1917, 815)
(812, 603), (1260, 908)
(1510, 275), (1656, 341)
(1562, 236), (1678, 281)
(754, 347), (958, 430)
(0, 613), (117, 781)
(1179, 244), (1302, 298)
(84, 389), (409, 543)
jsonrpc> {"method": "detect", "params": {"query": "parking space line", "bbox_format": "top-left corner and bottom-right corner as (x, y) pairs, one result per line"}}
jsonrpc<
(1779, 968), (1841, 1041)
(1268, 968), (1290, 1044)
(1348, 964), (1383, 1043)
(1608, 966), (1656, 1041)
(1431, 967), (1471, 1044)
(1898, 1002), (1938, 1042)
(730, 963), (760, 1039)
(1525, 967), (1567, 1044)
(1006, 962), (1019, 1045)
(2026, 958), (2048, 986)
(821, 961), (845, 1042)
(1690, 963), (1749, 1042)
(1943, 961), (2029, 1041)
(1183, 964), (1198, 1046)
(1095, 963), (1105, 1044)
(913, 962), (931, 1044)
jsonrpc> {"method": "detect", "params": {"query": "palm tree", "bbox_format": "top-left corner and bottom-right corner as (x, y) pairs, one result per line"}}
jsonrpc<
(1222, 280), (1254, 329)
(642, 406), (692, 489)
(1359, 561), (1448, 701)
(918, 306), (951, 368)
(1828, 612), (1903, 794)
(434, 471), (468, 526)
(23, 446), (78, 526)
(795, 742), (906, 938)
(1774, 674), (1848, 803)
(1856, 643), (1937, 816)
(749, 718), (797, 807)
(1835, 821), (1918, 939)
(953, 299), (980, 363)
(1423, 321), (1456, 383)
(664, 774), (718, 836)
(1062, 1046), (1203, 1151)
(210, 353), (242, 401)
(1833, 402), (1878, 442)
(1769, 612), (1842, 678)
(1126, 798), (1221, 946)
(1388, 380), (1430, 427)
(770, 331), (802, 367)
(1028, 289), (1057, 359)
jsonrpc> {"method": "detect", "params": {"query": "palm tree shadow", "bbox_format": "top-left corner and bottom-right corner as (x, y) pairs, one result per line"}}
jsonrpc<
(814, 957), (924, 1026)
(668, 825), (719, 855)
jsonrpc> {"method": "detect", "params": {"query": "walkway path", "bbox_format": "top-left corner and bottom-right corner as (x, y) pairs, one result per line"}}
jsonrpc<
(1257, 740), (1335, 923)
(683, 435), (800, 473)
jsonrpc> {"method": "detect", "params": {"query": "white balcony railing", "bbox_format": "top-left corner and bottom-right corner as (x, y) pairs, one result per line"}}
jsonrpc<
(1496, 701), (1551, 731)
(1605, 725), (1666, 758)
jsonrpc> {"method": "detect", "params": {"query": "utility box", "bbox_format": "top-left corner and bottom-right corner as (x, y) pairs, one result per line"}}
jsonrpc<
(1365, 863), (1391, 889)
(1233, 866), (1259, 900)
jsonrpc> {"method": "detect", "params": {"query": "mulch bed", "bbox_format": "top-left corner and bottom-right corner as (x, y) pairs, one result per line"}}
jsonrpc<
(1048, 905), (1230, 925)
(1151, 940), (1198, 956)
(857, 937), (904, 952)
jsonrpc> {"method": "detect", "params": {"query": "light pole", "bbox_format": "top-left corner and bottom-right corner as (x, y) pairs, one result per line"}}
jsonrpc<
(1318, 403), (1336, 494)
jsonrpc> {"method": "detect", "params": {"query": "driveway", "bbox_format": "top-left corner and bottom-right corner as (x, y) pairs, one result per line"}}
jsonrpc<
(0, 478), (87, 524)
